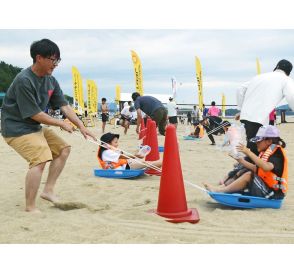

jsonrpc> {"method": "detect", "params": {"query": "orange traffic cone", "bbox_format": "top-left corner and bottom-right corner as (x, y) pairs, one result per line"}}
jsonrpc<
(145, 120), (161, 176)
(142, 118), (152, 145)
(152, 125), (200, 223)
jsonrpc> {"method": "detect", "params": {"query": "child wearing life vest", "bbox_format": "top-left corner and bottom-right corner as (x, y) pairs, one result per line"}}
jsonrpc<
(189, 121), (204, 138)
(204, 125), (287, 200)
(97, 132), (162, 170)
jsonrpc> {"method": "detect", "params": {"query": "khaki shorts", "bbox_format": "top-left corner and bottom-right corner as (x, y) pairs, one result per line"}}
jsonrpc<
(4, 127), (70, 168)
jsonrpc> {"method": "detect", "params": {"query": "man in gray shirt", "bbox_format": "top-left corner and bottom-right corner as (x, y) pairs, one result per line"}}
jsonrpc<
(1, 39), (96, 213)
(132, 92), (168, 135)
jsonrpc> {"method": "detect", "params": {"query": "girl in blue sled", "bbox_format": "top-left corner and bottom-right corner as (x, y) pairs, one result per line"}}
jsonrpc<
(204, 125), (288, 200)
(97, 132), (162, 170)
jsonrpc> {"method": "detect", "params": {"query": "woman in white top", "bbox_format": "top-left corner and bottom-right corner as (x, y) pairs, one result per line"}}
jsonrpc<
(97, 132), (162, 170)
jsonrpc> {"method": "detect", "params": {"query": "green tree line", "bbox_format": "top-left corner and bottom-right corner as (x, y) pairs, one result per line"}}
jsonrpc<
(1, 60), (74, 106)
(0, 61), (22, 92)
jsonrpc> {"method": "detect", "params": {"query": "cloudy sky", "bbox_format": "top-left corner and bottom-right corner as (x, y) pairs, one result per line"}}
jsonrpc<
(1, 29), (294, 106)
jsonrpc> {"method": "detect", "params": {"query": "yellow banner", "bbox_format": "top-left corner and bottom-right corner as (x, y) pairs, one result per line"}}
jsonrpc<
(256, 58), (261, 74)
(72, 66), (84, 114)
(115, 85), (121, 104)
(222, 93), (226, 118)
(92, 81), (98, 114)
(131, 50), (144, 95)
(87, 80), (98, 115)
(195, 56), (203, 111)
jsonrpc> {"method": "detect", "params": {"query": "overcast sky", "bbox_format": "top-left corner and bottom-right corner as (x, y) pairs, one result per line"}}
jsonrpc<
(1, 29), (294, 106)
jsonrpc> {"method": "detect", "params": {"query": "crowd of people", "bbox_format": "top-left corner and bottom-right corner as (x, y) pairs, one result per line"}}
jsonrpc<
(1, 37), (294, 213)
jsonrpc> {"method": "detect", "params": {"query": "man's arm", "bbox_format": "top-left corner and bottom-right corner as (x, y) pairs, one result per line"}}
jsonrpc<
(31, 111), (74, 132)
(61, 105), (97, 140)
(136, 109), (142, 134)
(236, 81), (249, 110)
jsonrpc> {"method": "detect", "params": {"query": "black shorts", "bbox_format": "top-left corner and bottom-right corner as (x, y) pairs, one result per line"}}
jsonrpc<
(121, 115), (131, 122)
(245, 174), (284, 199)
(168, 116), (178, 124)
(101, 113), (109, 122)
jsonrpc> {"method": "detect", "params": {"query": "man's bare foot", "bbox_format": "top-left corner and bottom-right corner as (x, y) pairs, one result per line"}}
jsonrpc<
(25, 208), (41, 213)
(40, 192), (59, 203)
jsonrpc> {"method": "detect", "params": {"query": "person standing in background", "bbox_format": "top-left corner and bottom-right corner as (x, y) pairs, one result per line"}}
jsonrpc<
(208, 101), (220, 117)
(269, 109), (276, 125)
(100, 97), (109, 133)
(167, 97), (178, 129)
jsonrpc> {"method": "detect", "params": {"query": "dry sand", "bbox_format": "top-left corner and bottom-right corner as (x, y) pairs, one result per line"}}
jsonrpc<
(1, 119), (294, 243)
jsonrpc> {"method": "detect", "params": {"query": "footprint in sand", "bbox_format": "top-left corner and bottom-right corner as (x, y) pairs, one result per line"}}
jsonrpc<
(133, 199), (151, 207)
(53, 202), (88, 211)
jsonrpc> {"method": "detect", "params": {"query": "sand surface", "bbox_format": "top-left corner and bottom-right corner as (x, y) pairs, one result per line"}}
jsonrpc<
(1, 119), (294, 243)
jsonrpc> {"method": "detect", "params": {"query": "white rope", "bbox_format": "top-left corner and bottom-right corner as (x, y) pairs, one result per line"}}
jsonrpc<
(74, 132), (208, 194)
(206, 122), (228, 136)
(74, 132), (162, 172)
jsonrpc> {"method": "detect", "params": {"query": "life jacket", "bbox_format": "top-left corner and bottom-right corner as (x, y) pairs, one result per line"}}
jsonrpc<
(97, 147), (128, 170)
(198, 125), (204, 138)
(257, 144), (288, 193)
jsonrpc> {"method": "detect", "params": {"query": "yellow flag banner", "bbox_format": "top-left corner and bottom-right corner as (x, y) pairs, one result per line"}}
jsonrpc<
(256, 58), (261, 74)
(222, 93), (226, 118)
(92, 81), (98, 115)
(195, 56), (203, 111)
(131, 50), (144, 95)
(72, 66), (84, 114)
(115, 85), (121, 104)
(86, 80), (98, 115)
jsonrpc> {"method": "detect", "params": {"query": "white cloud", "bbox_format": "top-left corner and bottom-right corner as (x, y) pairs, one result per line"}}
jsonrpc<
(1, 29), (294, 104)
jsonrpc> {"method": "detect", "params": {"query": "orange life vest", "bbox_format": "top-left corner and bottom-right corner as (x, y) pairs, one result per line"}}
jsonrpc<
(257, 144), (288, 193)
(97, 148), (128, 169)
(198, 125), (204, 138)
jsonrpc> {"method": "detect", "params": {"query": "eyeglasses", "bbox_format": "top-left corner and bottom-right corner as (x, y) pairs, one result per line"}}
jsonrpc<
(46, 57), (61, 65)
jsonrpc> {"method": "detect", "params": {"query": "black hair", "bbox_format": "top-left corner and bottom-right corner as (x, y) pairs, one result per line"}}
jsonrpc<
(132, 92), (140, 101)
(211, 101), (216, 106)
(102, 98), (107, 102)
(273, 59), (293, 76)
(267, 137), (286, 148)
(30, 39), (60, 63)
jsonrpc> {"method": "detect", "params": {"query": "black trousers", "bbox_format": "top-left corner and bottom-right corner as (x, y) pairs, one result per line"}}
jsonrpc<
(240, 119), (262, 156)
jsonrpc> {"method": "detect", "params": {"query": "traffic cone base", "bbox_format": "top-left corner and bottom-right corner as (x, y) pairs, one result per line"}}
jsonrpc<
(145, 168), (162, 176)
(149, 208), (200, 223)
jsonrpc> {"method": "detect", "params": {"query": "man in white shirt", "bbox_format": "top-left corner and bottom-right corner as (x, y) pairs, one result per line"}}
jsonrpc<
(167, 97), (178, 128)
(236, 59), (294, 155)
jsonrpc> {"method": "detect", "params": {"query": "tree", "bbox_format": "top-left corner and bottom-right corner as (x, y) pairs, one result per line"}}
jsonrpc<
(0, 61), (22, 92)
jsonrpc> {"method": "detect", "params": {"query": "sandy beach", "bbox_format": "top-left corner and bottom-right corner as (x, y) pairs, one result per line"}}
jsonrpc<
(1, 119), (294, 244)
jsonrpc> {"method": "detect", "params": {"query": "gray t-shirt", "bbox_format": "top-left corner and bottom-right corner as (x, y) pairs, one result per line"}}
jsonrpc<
(134, 96), (164, 116)
(1, 67), (68, 137)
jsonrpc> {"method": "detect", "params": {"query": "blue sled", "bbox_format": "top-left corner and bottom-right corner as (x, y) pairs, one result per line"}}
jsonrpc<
(158, 146), (164, 152)
(94, 168), (145, 179)
(208, 192), (283, 209)
(183, 136), (201, 140)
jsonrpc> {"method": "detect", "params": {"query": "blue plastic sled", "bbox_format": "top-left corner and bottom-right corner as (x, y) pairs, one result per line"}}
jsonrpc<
(158, 146), (164, 152)
(183, 136), (201, 140)
(208, 192), (283, 209)
(94, 168), (145, 179)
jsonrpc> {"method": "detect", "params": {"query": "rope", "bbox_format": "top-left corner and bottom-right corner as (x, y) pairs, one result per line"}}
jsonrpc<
(74, 132), (162, 172)
(74, 131), (208, 193)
